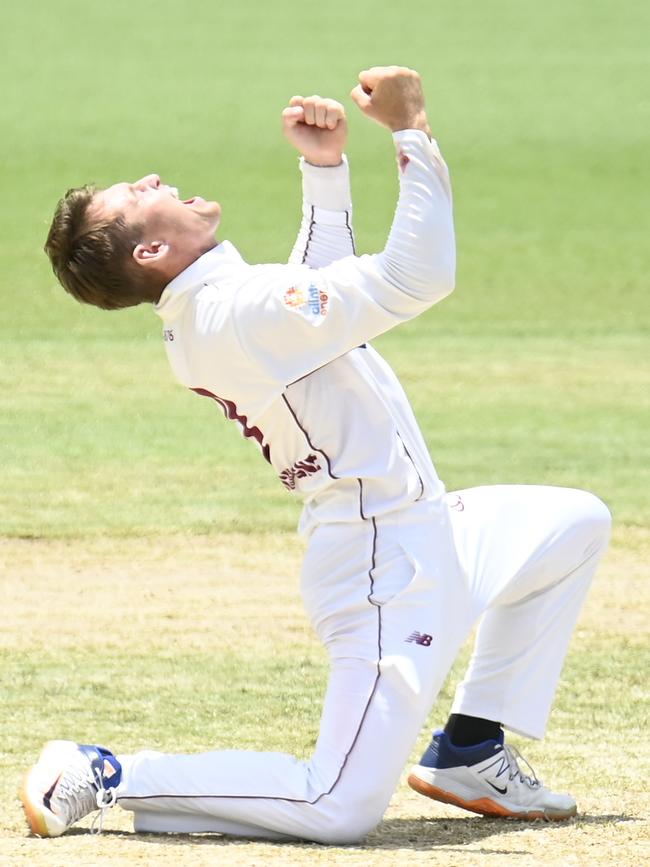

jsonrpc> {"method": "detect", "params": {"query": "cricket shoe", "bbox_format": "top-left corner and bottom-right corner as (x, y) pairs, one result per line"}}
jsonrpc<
(21, 740), (122, 837)
(407, 730), (576, 821)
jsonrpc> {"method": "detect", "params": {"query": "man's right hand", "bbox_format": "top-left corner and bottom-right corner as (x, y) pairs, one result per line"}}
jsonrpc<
(350, 67), (431, 138)
(282, 95), (348, 167)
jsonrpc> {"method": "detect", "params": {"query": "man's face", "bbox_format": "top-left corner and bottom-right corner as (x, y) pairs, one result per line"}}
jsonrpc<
(92, 174), (221, 263)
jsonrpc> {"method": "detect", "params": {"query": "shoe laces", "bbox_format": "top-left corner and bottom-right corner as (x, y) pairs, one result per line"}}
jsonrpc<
(503, 744), (541, 789)
(90, 786), (118, 835)
(55, 756), (117, 834)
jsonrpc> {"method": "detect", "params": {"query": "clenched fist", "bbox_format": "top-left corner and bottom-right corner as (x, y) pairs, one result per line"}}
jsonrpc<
(282, 95), (348, 167)
(350, 66), (431, 137)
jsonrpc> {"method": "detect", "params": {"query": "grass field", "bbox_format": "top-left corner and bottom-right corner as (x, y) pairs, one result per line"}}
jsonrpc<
(1, 0), (649, 863)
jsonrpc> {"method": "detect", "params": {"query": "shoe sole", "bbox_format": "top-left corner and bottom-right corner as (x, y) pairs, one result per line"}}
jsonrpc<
(407, 773), (577, 821)
(20, 741), (78, 838)
(20, 769), (51, 837)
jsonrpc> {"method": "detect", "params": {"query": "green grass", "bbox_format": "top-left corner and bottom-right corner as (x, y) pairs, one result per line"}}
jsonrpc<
(2, 333), (648, 536)
(1, 0), (648, 538)
(4, 636), (646, 780)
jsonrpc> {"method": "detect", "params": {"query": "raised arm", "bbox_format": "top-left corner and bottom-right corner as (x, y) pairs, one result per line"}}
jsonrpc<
(192, 68), (455, 397)
(349, 66), (452, 301)
(283, 96), (356, 268)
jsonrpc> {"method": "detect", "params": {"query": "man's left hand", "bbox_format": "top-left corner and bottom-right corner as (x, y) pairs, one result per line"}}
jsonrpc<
(282, 95), (347, 167)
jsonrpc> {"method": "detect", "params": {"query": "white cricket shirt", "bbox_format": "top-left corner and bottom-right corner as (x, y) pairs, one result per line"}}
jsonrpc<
(155, 130), (455, 536)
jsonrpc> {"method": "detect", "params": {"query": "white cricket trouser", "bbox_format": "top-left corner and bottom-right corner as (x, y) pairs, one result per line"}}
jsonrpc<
(116, 485), (611, 843)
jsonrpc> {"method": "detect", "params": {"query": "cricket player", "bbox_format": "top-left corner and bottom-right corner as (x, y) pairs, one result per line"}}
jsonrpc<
(22, 66), (611, 843)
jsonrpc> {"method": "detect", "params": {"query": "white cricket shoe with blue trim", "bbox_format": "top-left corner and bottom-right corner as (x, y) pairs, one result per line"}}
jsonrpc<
(408, 730), (576, 821)
(21, 740), (122, 836)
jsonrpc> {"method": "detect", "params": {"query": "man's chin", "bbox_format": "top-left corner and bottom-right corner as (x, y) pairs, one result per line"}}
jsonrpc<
(209, 210), (221, 234)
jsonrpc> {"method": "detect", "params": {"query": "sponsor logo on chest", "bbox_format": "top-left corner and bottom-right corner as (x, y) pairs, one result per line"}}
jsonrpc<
(307, 283), (328, 316)
(283, 286), (307, 308)
(283, 283), (329, 317)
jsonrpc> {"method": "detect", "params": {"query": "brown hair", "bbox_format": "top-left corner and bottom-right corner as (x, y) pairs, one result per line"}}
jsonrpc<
(44, 185), (159, 310)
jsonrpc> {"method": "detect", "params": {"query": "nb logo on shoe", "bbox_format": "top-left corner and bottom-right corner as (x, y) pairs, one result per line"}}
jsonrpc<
(405, 631), (433, 646)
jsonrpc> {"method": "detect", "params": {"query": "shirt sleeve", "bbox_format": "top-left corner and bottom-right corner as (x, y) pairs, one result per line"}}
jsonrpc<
(192, 130), (455, 398)
(288, 157), (356, 268)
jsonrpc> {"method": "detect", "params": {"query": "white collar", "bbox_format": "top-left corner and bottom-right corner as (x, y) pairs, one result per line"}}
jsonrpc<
(154, 240), (245, 319)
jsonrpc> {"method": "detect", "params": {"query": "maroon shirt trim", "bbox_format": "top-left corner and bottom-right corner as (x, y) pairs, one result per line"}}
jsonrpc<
(191, 387), (271, 463)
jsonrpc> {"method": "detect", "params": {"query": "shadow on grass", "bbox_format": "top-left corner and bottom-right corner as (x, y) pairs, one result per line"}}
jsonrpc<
(367, 813), (640, 852)
(73, 812), (640, 853)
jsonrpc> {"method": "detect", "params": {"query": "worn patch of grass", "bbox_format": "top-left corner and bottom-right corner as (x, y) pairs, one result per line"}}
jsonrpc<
(1, 530), (648, 864)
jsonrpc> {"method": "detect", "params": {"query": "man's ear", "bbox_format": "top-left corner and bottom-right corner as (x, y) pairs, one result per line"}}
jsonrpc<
(132, 240), (169, 267)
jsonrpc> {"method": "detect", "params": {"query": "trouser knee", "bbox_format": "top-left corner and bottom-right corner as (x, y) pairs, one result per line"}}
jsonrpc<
(577, 491), (612, 551)
(307, 796), (386, 844)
